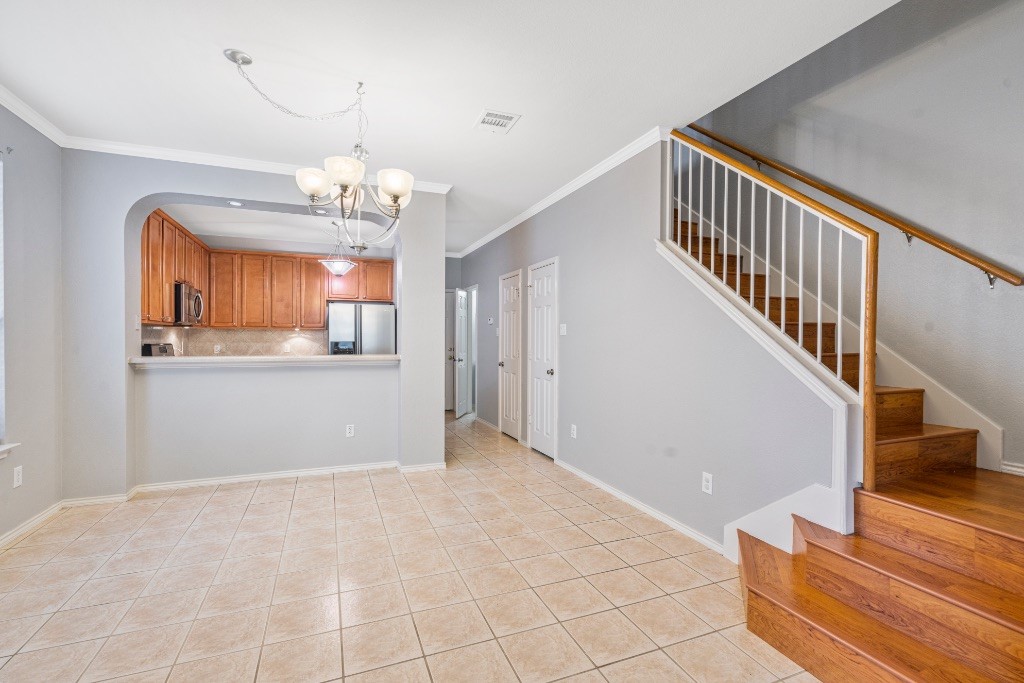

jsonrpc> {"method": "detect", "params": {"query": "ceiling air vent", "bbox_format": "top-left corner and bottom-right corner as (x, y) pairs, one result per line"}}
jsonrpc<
(475, 109), (521, 134)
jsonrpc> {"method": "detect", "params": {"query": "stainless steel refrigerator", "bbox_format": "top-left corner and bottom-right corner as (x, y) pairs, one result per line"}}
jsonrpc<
(327, 302), (397, 355)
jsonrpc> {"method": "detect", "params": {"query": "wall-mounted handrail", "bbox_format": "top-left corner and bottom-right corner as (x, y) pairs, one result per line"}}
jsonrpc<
(687, 123), (1023, 287)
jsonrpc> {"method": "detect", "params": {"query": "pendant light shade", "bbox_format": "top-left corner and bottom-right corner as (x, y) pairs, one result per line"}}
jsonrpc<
(295, 168), (331, 198)
(376, 168), (414, 201)
(320, 259), (358, 276)
(324, 156), (366, 188)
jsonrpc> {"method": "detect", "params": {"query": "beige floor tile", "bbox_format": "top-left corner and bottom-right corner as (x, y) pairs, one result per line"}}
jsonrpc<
(520, 511), (573, 532)
(14, 556), (105, 592)
(558, 671), (607, 682)
(402, 571), (473, 612)
(0, 637), (104, 683)
(337, 518), (387, 542)
(720, 623), (803, 678)
(445, 540), (506, 570)
(577, 520), (635, 543)
(412, 601), (493, 655)
(265, 594), (340, 644)
(562, 609), (656, 666)
(678, 550), (739, 582)
(168, 647), (260, 682)
(664, 632), (775, 683)
(162, 540), (229, 568)
(343, 614), (423, 674)
(504, 497), (552, 516)
(425, 507), (475, 528)
(121, 527), (187, 553)
(338, 556), (399, 592)
(278, 543), (337, 574)
(499, 623), (594, 683)
(537, 526), (597, 552)
(224, 532), (285, 559)
(62, 571), (155, 610)
(177, 607), (268, 663)
(213, 552), (280, 585)
(383, 513), (433, 535)
(25, 599), (131, 650)
(0, 614), (50, 656)
(258, 630), (342, 682)
(559, 545), (627, 575)
(617, 514), (671, 536)
(460, 562), (529, 598)
(0, 543), (66, 569)
(81, 622), (190, 682)
(284, 526), (336, 551)
(492, 534), (554, 561)
(533, 577), (613, 620)
(198, 575), (275, 618)
(477, 588), (557, 637)
(115, 587), (206, 633)
(393, 547), (456, 579)
(718, 577), (743, 599)
(620, 596), (713, 646)
(338, 536), (393, 563)
(0, 582), (83, 620)
(603, 537), (670, 565)
(645, 531), (709, 556)
(540, 493), (586, 510)
(95, 547), (172, 578)
(388, 529), (443, 555)
(378, 497), (424, 517)
(557, 505), (610, 525)
(786, 672), (823, 683)
(141, 561), (219, 596)
(633, 558), (710, 593)
(586, 568), (664, 607)
(0, 566), (40, 593)
(340, 581), (410, 626)
(272, 565), (338, 604)
(672, 584), (745, 629)
(601, 650), (695, 682)
(435, 523), (489, 547)
(347, 656), (431, 682)
(575, 489), (617, 505)
(512, 553), (581, 587)
(427, 639), (517, 682)
(478, 516), (533, 539)
(104, 667), (172, 682)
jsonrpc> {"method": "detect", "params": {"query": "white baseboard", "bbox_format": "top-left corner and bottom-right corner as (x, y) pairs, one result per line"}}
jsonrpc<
(128, 461), (401, 498)
(399, 463), (447, 473)
(554, 459), (723, 555)
(62, 494), (129, 508)
(0, 502), (63, 550)
(473, 416), (501, 432)
(1003, 461), (1024, 477)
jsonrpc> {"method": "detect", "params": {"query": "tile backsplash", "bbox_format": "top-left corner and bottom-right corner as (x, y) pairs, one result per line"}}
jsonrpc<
(142, 327), (327, 356)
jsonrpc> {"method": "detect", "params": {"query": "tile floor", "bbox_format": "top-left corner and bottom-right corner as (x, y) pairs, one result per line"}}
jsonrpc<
(0, 414), (819, 682)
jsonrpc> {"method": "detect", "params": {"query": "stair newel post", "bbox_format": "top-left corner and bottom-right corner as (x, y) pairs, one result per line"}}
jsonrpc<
(862, 231), (879, 492)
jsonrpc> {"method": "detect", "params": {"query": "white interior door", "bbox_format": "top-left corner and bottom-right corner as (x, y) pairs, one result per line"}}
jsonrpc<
(444, 291), (455, 411)
(454, 289), (469, 417)
(499, 271), (522, 439)
(528, 260), (557, 458)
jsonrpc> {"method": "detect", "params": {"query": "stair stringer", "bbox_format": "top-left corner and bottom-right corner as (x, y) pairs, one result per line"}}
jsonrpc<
(656, 239), (858, 562)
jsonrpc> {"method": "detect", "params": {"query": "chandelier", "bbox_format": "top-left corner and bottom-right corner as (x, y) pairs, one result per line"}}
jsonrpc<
(224, 49), (414, 276)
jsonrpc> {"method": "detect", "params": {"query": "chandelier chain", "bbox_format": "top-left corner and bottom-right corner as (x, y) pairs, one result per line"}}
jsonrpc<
(234, 63), (368, 141)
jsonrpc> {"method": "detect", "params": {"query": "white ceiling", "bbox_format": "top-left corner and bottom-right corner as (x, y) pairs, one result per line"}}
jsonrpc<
(0, 0), (898, 253)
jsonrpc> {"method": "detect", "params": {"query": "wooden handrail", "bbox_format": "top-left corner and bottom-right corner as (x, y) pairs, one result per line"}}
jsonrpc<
(687, 124), (1023, 287)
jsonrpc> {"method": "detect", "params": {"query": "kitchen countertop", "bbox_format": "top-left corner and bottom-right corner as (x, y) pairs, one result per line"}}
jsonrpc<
(128, 354), (400, 369)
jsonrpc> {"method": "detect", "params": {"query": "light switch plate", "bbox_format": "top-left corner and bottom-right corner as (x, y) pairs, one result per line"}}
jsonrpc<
(559, 324), (567, 336)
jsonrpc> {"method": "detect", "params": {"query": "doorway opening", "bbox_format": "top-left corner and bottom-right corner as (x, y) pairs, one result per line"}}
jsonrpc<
(445, 286), (477, 418)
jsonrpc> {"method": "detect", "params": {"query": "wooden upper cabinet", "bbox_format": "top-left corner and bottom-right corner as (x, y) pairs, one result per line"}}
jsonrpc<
(209, 252), (240, 327)
(173, 226), (187, 283)
(270, 256), (299, 329)
(327, 266), (361, 300)
(239, 254), (271, 328)
(198, 245), (210, 326)
(299, 258), (327, 329)
(160, 219), (177, 323)
(361, 259), (394, 301)
(145, 214), (165, 323)
(140, 217), (151, 321)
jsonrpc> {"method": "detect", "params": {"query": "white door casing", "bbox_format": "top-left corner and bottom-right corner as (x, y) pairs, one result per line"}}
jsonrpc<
(444, 291), (455, 411)
(455, 288), (469, 417)
(499, 270), (523, 439)
(527, 258), (557, 458)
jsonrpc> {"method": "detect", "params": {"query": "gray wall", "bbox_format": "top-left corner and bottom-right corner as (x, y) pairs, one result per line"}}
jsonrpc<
(0, 105), (63, 529)
(460, 144), (835, 544)
(445, 257), (462, 289)
(135, 365), (399, 484)
(699, 0), (1024, 466)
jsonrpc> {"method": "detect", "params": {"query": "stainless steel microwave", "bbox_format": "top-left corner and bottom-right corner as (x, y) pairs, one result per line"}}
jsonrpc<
(174, 283), (204, 326)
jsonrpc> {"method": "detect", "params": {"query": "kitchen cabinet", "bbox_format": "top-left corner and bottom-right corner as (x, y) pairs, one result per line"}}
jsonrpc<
(239, 254), (271, 328)
(326, 258), (395, 302)
(270, 256), (299, 328)
(140, 210), (212, 326)
(209, 252), (240, 327)
(174, 229), (188, 283)
(160, 218), (177, 324)
(299, 258), (327, 329)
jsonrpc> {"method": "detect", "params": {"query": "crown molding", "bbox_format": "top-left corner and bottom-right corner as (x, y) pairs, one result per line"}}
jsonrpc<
(0, 83), (451, 194)
(454, 125), (664, 258)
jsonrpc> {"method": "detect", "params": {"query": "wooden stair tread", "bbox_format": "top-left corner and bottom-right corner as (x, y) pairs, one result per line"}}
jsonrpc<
(876, 386), (925, 396)
(867, 468), (1024, 545)
(875, 423), (979, 445)
(740, 532), (993, 682)
(809, 533), (1024, 636)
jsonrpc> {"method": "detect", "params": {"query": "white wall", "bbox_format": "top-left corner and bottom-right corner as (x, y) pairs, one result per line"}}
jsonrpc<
(134, 365), (399, 484)
(701, 0), (1024, 469)
(0, 104), (63, 530)
(460, 144), (837, 544)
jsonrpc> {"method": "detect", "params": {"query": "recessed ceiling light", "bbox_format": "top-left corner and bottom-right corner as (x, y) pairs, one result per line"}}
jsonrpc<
(227, 200), (243, 207)
(314, 209), (327, 214)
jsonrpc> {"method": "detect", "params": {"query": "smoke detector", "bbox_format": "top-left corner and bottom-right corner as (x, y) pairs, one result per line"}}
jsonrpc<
(475, 109), (521, 134)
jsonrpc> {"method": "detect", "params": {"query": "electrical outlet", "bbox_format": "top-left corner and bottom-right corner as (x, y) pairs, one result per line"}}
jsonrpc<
(345, 425), (355, 438)
(570, 424), (577, 438)
(214, 344), (222, 354)
(13, 466), (22, 489)
(559, 324), (567, 336)
(701, 472), (713, 495)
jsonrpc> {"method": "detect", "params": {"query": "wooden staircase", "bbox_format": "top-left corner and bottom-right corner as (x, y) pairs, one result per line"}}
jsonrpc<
(738, 385), (1024, 681)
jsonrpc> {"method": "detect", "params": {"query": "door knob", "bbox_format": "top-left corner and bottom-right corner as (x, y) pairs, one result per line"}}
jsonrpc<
(498, 361), (505, 367)
(448, 355), (454, 361)
(546, 368), (554, 376)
